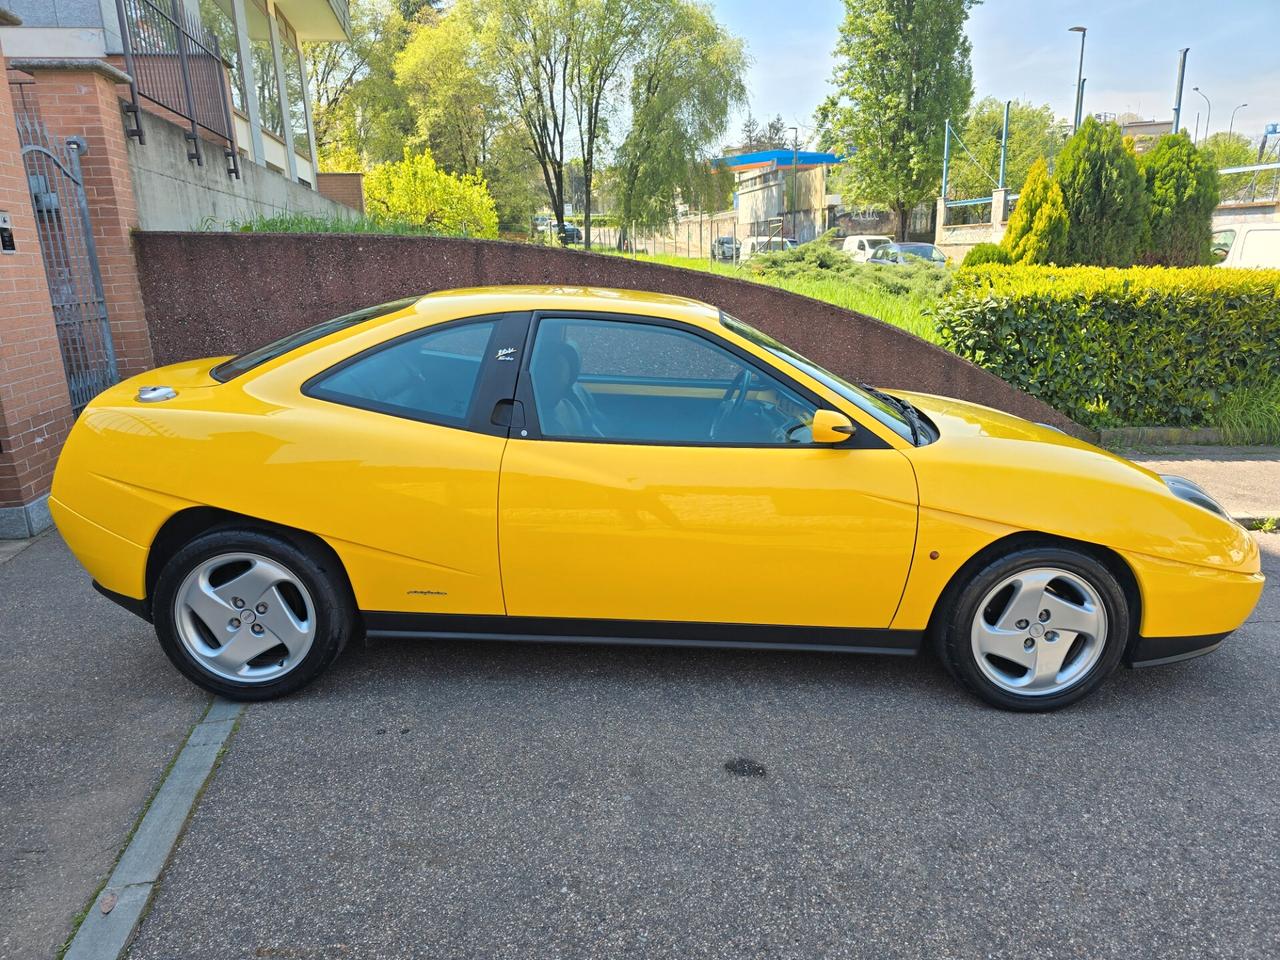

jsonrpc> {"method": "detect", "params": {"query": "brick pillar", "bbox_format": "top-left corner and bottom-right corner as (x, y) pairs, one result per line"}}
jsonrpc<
(0, 23), (77, 537)
(11, 59), (156, 377)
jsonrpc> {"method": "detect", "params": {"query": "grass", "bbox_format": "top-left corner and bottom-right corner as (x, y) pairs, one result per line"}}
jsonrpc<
(209, 211), (443, 236)
(604, 245), (946, 344)
(1212, 381), (1280, 446)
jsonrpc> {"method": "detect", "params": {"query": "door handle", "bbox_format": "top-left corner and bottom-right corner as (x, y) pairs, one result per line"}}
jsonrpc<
(491, 399), (525, 429)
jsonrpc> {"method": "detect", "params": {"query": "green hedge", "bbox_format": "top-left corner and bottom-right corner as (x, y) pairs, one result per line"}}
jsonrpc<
(936, 264), (1280, 427)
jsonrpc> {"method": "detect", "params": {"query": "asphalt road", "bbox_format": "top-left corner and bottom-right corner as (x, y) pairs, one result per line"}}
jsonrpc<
(115, 536), (1280, 960)
(0, 535), (208, 960)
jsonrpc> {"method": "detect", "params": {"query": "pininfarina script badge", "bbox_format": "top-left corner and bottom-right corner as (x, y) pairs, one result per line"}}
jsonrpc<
(495, 347), (518, 361)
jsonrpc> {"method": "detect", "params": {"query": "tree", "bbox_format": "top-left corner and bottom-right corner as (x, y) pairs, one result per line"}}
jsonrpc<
(567, 0), (650, 247)
(477, 0), (575, 231)
(1200, 131), (1276, 204)
(739, 112), (790, 151)
(1000, 157), (1068, 264)
(945, 98), (1066, 200)
(395, 0), (501, 174)
(1055, 116), (1147, 266)
(1136, 132), (1219, 266)
(612, 0), (747, 237)
(364, 150), (499, 237)
(306, 0), (422, 170)
(821, 0), (976, 240)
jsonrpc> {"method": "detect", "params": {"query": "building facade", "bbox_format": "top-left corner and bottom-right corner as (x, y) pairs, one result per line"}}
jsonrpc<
(0, 0), (356, 536)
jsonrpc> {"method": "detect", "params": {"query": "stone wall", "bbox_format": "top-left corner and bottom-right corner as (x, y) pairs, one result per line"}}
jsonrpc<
(133, 231), (1085, 436)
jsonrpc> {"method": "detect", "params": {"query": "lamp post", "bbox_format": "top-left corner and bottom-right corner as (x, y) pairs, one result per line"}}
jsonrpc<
(1228, 103), (1248, 138)
(1069, 26), (1087, 133)
(788, 125), (798, 241)
(1192, 86), (1211, 143)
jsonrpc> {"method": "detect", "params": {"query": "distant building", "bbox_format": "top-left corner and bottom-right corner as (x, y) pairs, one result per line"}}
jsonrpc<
(715, 148), (842, 243)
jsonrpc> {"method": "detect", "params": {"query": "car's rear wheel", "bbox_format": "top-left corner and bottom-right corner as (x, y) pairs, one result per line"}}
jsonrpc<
(153, 527), (353, 700)
(935, 545), (1130, 711)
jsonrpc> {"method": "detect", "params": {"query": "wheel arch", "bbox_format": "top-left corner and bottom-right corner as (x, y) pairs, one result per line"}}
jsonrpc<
(925, 530), (1142, 655)
(145, 507), (357, 618)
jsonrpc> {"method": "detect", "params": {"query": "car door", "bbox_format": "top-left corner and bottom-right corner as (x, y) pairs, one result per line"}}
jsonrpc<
(497, 312), (919, 633)
(296, 312), (527, 616)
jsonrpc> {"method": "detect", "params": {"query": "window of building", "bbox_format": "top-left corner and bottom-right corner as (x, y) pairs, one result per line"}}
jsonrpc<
(275, 12), (312, 163)
(245, 0), (284, 138)
(526, 317), (817, 445)
(198, 0), (246, 114)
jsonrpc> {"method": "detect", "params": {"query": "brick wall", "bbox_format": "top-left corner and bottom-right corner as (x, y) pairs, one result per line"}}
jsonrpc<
(0, 38), (76, 532)
(17, 63), (155, 377)
(316, 172), (364, 214)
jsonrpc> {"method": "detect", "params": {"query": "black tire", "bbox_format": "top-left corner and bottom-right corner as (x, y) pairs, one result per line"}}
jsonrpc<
(153, 526), (354, 701)
(933, 545), (1130, 711)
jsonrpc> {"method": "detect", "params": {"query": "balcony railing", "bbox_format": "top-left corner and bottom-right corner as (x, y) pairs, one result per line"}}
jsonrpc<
(114, 0), (241, 178)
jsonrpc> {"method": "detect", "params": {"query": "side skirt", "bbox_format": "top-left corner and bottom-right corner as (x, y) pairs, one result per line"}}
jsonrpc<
(362, 612), (923, 657)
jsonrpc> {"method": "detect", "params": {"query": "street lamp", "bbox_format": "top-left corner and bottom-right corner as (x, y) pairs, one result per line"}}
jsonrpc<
(788, 125), (798, 241)
(1192, 86), (1211, 143)
(1229, 103), (1248, 138)
(1069, 26), (1087, 133)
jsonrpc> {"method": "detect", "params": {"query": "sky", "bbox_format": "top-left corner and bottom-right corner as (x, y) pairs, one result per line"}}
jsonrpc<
(711, 0), (1280, 146)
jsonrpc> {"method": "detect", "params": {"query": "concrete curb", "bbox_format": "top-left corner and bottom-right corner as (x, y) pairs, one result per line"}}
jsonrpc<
(63, 698), (243, 960)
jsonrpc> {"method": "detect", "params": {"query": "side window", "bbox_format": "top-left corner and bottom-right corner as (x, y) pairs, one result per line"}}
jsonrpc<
(526, 317), (818, 445)
(309, 320), (497, 425)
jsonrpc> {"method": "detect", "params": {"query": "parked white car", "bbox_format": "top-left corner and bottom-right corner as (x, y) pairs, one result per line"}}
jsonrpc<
(739, 236), (797, 261)
(1212, 224), (1280, 269)
(841, 234), (893, 262)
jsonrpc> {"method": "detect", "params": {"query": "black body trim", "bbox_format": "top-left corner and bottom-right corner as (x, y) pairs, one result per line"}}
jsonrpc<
(362, 612), (922, 656)
(93, 581), (152, 623)
(1126, 632), (1230, 668)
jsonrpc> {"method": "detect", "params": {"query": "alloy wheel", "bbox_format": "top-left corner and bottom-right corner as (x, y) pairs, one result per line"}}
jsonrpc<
(173, 551), (316, 683)
(969, 566), (1108, 696)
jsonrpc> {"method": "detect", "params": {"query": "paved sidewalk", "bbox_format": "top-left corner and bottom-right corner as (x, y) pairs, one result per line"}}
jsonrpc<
(0, 534), (208, 959)
(1123, 445), (1280, 520)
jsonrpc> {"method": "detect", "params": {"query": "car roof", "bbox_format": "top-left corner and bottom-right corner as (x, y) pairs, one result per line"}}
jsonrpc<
(412, 285), (723, 330)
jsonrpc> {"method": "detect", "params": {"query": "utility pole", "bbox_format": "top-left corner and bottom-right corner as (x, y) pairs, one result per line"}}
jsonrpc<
(1171, 48), (1189, 135)
(998, 100), (1011, 188)
(1070, 26), (1087, 133)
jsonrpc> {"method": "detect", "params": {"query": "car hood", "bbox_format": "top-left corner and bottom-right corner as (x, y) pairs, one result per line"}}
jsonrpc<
(889, 390), (1256, 573)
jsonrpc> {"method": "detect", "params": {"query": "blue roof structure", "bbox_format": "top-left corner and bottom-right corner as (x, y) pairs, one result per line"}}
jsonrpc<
(714, 149), (845, 171)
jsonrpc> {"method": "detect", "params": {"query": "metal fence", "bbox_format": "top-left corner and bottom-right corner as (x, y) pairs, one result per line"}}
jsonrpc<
(14, 98), (119, 412)
(114, 0), (240, 177)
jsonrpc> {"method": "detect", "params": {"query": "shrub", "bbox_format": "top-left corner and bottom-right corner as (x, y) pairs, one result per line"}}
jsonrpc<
(1055, 117), (1148, 266)
(1000, 157), (1068, 264)
(364, 150), (499, 238)
(962, 243), (1011, 267)
(936, 264), (1280, 428)
(1137, 132), (1219, 266)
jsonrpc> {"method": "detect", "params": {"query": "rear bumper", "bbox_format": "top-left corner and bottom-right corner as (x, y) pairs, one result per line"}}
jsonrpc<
(1126, 631), (1230, 668)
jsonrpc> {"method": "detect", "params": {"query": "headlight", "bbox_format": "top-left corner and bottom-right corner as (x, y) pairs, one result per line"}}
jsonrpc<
(1162, 474), (1231, 521)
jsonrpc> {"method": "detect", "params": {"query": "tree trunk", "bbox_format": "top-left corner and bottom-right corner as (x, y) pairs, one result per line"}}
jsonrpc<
(893, 201), (909, 241)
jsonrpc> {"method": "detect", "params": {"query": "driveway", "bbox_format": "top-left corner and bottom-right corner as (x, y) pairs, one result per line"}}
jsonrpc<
(3, 533), (1277, 959)
(122, 539), (1279, 959)
(0, 535), (208, 959)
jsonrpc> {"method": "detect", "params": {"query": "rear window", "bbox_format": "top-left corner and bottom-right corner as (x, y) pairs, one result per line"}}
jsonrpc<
(211, 297), (422, 382)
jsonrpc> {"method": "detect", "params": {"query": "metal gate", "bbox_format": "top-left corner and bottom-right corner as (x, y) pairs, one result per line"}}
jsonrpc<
(15, 110), (119, 412)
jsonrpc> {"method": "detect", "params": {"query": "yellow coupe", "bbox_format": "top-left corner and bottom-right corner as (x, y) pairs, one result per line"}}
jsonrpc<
(51, 287), (1263, 710)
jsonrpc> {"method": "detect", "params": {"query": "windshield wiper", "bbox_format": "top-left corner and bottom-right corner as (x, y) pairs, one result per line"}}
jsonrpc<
(861, 384), (924, 446)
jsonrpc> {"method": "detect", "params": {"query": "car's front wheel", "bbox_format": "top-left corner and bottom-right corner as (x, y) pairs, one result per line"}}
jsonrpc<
(153, 527), (354, 700)
(936, 545), (1130, 711)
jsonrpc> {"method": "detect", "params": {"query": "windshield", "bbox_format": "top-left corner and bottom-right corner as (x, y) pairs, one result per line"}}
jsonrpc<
(898, 243), (946, 262)
(720, 313), (916, 442)
(211, 296), (422, 381)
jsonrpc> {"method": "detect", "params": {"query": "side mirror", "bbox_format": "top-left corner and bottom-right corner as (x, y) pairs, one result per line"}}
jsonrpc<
(811, 409), (856, 444)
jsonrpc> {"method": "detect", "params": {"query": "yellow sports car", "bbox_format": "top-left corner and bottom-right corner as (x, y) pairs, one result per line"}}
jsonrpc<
(51, 287), (1263, 710)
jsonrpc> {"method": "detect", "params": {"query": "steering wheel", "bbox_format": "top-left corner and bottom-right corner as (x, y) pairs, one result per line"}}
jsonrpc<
(709, 368), (752, 440)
